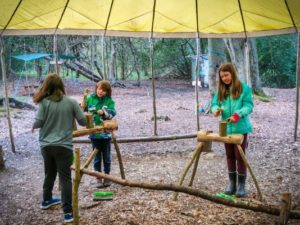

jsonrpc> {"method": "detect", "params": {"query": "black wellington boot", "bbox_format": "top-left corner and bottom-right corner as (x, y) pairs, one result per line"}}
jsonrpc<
(235, 174), (247, 197)
(224, 172), (237, 195)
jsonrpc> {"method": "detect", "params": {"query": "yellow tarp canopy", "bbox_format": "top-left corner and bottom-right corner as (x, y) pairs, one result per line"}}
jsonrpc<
(0, 0), (299, 37)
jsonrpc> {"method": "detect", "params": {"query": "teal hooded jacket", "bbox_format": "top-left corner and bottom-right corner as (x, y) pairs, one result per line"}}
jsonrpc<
(211, 82), (254, 135)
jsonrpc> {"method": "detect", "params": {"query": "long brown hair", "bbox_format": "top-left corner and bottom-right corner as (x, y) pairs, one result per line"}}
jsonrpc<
(33, 73), (65, 103)
(95, 80), (112, 97)
(217, 63), (242, 101)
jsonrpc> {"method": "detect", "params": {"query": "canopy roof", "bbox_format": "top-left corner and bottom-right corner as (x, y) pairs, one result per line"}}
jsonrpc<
(12, 53), (77, 61)
(0, 0), (299, 38)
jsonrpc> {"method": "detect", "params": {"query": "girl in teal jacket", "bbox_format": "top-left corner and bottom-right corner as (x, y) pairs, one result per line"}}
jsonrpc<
(211, 63), (254, 197)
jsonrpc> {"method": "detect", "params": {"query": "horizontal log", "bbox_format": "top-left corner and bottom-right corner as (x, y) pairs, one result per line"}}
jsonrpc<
(72, 119), (118, 138)
(197, 130), (243, 145)
(74, 168), (300, 220)
(72, 133), (197, 144)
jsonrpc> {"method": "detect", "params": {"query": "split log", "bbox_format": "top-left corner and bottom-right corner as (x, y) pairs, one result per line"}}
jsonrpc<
(72, 119), (118, 138)
(0, 146), (5, 170)
(74, 168), (300, 220)
(197, 130), (244, 145)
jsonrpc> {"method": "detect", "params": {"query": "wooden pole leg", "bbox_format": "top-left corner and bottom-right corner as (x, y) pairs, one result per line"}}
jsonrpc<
(279, 192), (291, 225)
(173, 142), (204, 201)
(189, 143), (206, 186)
(236, 144), (263, 201)
(73, 147), (81, 225)
(112, 131), (126, 179)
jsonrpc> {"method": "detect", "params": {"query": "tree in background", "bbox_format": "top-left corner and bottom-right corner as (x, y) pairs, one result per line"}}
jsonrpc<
(256, 34), (297, 88)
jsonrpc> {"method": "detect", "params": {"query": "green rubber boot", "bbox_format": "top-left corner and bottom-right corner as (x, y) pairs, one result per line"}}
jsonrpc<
(224, 172), (236, 195)
(235, 174), (247, 197)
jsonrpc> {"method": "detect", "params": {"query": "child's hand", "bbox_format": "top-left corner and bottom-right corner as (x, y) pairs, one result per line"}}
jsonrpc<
(214, 108), (222, 117)
(97, 109), (104, 115)
(227, 113), (240, 123)
(83, 88), (89, 98)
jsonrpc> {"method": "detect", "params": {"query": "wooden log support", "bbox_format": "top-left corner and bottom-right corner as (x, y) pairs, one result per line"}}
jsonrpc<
(197, 130), (244, 145)
(72, 147), (81, 225)
(279, 192), (292, 225)
(111, 131), (126, 179)
(74, 168), (300, 220)
(73, 133), (197, 144)
(189, 142), (205, 186)
(173, 142), (204, 200)
(72, 119), (118, 138)
(236, 144), (263, 201)
(196, 130), (263, 201)
(82, 148), (99, 170)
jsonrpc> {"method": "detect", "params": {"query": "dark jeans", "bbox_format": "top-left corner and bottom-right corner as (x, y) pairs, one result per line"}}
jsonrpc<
(224, 134), (248, 175)
(91, 139), (111, 174)
(41, 146), (73, 214)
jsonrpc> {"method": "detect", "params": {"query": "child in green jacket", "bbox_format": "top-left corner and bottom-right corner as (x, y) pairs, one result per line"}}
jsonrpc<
(211, 63), (254, 197)
(81, 80), (116, 188)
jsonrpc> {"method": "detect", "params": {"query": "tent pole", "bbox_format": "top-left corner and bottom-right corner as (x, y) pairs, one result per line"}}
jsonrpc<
(195, 38), (200, 131)
(52, 0), (70, 75)
(194, 0), (201, 131)
(149, 0), (157, 135)
(294, 32), (300, 141)
(284, 0), (300, 141)
(149, 38), (157, 135)
(101, 0), (115, 81)
(53, 35), (59, 74)
(101, 35), (106, 80)
(0, 37), (16, 153)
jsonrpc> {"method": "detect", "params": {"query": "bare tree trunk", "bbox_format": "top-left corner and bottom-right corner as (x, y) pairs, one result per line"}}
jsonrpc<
(0, 37), (16, 153)
(109, 41), (116, 82)
(208, 39), (226, 96)
(249, 39), (264, 93)
(224, 39), (247, 82)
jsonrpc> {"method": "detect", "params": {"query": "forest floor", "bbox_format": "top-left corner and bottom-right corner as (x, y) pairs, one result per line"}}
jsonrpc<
(0, 79), (300, 225)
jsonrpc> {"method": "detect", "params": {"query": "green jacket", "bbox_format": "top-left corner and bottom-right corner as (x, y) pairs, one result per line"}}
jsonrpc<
(211, 82), (253, 135)
(85, 94), (116, 139)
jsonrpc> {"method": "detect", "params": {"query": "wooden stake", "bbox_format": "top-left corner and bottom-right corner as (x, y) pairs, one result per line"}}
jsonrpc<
(0, 145), (5, 170)
(112, 131), (126, 179)
(0, 37), (16, 153)
(72, 147), (80, 225)
(149, 38), (157, 135)
(173, 142), (204, 200)
(236, 144), (263, 201)
(294, 32), (300, 141)
(279, 192), (291, 225)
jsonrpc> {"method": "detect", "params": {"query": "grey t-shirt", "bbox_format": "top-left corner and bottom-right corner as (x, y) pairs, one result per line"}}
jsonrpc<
(33, 96), (86, 150)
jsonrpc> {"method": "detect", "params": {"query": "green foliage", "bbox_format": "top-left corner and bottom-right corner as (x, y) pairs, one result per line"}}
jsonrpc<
(256, 34), (297, 88)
